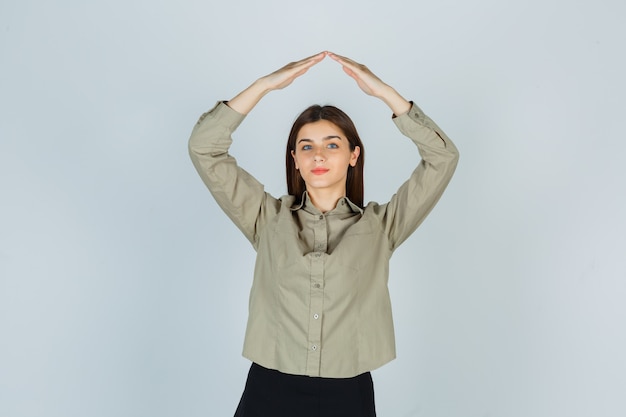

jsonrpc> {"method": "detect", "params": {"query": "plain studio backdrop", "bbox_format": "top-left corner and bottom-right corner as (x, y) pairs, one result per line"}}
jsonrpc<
(1, 1), (625, 416)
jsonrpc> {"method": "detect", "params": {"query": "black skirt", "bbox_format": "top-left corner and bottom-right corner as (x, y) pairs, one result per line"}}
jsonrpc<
(234, 363), (377, 417)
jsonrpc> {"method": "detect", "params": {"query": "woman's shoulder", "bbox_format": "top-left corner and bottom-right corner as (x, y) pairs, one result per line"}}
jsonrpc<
(363, 200), (385, 211)
(276, 194), (298, 210)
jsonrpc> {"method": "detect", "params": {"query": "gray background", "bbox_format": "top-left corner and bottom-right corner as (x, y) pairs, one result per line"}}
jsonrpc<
(1, 0), (625, 416)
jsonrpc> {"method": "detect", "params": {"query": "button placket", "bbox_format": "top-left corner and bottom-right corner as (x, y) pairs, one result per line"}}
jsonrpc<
(306, 212), (327, 376)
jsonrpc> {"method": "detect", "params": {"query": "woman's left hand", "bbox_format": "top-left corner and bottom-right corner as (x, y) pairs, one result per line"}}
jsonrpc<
(328, 52), (389, 97)
(329, 52), (411, 115)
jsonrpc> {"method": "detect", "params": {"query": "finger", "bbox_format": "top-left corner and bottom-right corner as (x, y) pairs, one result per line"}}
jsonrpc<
(328, 51), (349, 62)
(276, 53), (325, 81)
(334, 57), (364, 82)
(328, 52), (367, 77)
(295, 51), (328, 68)
(267, 52), (327, 90)
(328, 52), (359, 68)
(342, 66), (356, 79)
(287, 52), (326, 77)
(304, 51), (328, 61)
(274, 52), (324, 78)
(308, 51), (328, 61)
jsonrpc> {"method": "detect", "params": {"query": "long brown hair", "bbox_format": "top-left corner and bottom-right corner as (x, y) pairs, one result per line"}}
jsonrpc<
(285, 105), (365, 208)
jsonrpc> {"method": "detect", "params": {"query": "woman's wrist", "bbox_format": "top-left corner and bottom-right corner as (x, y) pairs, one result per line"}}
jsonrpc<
(378, 86), (411, 116)
(227, 80), (270, 115)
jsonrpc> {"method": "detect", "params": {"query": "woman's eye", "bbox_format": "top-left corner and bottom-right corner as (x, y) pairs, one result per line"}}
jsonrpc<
(302, 145), (312, 151)
(327, 143), (339, 149)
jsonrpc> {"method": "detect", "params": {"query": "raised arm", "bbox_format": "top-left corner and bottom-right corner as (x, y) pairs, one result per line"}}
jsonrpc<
(328, 52), (459, 250)
(189, 52), (327, 245)
(227, 52), (327, 115)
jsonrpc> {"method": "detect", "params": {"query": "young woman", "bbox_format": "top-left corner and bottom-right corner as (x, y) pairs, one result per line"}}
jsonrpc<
(188, 52), (459, 416)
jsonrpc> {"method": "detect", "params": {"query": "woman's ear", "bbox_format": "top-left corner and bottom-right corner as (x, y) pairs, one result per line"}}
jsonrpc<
(291, 150), (299, 170)
(349, 146), (361, 167)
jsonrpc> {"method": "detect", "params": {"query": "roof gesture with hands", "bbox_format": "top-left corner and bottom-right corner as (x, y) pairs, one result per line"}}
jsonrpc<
(228, 51), (411, 117)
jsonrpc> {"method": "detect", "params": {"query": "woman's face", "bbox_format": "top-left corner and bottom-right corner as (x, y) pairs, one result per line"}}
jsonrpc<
(291, 120), (360, 196)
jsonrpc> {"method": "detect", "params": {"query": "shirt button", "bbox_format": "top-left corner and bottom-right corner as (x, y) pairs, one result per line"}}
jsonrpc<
(314, 314), (319, 320)
(313, 283), (320, 288)
(315, 253), (321, 258)
(319, 215), (323, 220)
(311, 345), (317, 351)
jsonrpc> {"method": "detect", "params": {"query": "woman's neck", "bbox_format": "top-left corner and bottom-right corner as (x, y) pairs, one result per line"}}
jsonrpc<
(307, 189), (345, 213)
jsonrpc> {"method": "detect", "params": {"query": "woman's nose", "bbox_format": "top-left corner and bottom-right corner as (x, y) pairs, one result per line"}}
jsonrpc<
(313, 150), (325, 161)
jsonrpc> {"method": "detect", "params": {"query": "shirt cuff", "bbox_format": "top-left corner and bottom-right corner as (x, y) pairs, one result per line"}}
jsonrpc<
(196, 100), (246, 131)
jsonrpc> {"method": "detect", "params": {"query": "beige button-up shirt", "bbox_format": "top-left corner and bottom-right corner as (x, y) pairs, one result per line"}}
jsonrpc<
(189, 101), (459, 378)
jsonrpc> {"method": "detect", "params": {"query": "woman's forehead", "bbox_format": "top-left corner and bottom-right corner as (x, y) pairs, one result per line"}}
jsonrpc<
(297, 120), (345, 139)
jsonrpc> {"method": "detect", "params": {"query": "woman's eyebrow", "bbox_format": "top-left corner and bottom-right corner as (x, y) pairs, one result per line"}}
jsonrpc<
(297, 135), (342, 143)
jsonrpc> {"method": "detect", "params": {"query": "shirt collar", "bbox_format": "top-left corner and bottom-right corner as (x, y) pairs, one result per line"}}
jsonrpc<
(290, 191), (363, 215)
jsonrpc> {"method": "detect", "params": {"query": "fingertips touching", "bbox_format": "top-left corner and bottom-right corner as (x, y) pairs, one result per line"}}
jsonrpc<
(328, 52), (342, 61)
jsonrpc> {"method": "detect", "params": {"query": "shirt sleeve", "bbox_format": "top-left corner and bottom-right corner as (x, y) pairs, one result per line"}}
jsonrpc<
(373, 102), (460, 252)
(188, 101), (280, 247)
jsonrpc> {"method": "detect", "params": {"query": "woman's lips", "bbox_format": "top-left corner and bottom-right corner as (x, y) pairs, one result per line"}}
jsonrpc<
(311, 168), (329, 175)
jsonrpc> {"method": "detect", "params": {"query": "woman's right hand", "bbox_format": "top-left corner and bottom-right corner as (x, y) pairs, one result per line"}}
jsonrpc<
(227, 52), (327, 115)
(259, 51), (327, 91)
